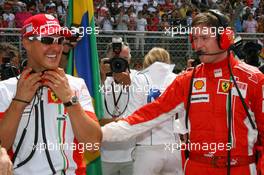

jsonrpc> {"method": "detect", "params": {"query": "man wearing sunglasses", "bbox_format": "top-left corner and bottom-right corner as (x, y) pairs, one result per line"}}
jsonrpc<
(0, 14), (102, 175)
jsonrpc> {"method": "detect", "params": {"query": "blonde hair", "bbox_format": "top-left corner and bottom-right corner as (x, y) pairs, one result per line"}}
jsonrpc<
(143, 47), (171, 68)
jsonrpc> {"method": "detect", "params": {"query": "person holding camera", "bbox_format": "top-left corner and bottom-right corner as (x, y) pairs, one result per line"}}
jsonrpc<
(102, 10), (264, 175)
(99, 38), (137, 175)
(0, 43), (20, 81)
(0, 14), (102, 175)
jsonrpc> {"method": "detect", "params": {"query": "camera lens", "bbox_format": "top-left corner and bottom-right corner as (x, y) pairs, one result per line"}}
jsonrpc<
(111, 57), (128, 73)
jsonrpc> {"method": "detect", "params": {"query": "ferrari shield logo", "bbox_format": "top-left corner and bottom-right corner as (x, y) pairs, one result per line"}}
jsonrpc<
(221, 81), (231, 92)
(217, 79), (233, 94)
(48, 89), (62, 103)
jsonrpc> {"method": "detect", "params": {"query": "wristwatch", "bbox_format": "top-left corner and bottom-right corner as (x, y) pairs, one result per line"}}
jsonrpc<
(63, 95), (79, 107)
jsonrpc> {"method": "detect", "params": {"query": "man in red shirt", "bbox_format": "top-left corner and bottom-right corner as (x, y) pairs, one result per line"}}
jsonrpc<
(102, 10), (264, 175)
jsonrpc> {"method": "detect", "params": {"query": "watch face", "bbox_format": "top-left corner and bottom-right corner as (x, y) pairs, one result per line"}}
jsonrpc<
(72, 96), (78, 104)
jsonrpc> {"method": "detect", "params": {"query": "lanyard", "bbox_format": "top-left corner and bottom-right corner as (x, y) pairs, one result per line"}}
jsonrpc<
(111, 83), (123, 107)
(104, 82), (129, 118)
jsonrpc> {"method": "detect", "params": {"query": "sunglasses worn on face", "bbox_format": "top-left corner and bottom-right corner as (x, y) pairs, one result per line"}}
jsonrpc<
(28, 36), (65, 45)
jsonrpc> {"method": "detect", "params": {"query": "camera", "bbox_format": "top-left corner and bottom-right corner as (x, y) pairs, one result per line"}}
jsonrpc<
(68, 25), (83, 42)
(103, 38), (129, 76)
(104, 57), (129, 74)
(0, 57), (20, 80)
(241, 42), (262, 67)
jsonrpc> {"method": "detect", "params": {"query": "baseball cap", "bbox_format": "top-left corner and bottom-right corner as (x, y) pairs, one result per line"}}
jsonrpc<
(21, 14), (71, 38)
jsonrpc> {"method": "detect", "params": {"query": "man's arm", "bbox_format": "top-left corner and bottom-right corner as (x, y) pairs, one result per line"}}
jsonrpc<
(42, 68), (102, 147)
(254, 74), (264, 145)
(0, 68), (42, 149)
(99, 118), (118, 126)
(0, 102), (27, 150)
(65, 104), (102, 147)
(102, 74), (186, 142)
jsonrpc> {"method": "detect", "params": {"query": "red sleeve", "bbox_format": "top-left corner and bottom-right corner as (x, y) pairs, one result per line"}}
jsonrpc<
(85, 111), (98, 122)
(123, 72), (187, 125)
(254, 75), (264, 145)
(0, 112), (4, 120)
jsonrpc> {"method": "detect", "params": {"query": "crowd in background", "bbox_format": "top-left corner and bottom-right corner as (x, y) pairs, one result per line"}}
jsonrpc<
(0, 0), (264, 33)
(0, 0), (67, 28)
(95, 0), (264, 33)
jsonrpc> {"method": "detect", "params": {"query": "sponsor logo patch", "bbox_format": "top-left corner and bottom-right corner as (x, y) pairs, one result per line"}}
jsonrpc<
(190, 94), (209, 103)
(217, 79), (247, 98)
(48, 89), (62, 104)
(232, 81), (247, 98)
(214, 68), (222, 78)
(217, 79), (233, 94)
(192, 78), (206, 93)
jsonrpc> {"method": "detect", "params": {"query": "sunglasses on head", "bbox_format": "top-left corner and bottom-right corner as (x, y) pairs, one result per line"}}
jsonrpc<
(28, 36), (65, 45)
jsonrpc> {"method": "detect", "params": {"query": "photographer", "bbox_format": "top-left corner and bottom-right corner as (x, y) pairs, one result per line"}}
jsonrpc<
(99, 37), (137, 175)
(0, 14), (102, 175)
(0, 43), (20, 81)
(242, 41), (262, 67)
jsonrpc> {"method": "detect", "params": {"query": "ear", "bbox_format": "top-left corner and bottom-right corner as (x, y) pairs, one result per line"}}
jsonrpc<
(22, 38), (30, 50)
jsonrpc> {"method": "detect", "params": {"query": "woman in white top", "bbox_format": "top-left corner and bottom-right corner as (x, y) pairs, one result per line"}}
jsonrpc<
(127, 47), (185, 175)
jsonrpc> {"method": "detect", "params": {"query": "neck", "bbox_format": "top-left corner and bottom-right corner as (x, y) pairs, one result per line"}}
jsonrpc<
(213, 51), (229, 63)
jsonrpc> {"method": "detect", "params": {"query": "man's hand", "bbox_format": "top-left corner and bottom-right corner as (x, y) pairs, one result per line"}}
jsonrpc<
(42, 68), (74, 103)
(0, 147), (13, 175)
(14, 68), (42, 106)
(100, 58), (111, 82)
(113, 72), (131, 86)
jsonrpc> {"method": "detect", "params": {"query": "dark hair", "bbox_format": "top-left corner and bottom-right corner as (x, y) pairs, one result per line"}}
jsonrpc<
(0, 43), (20, 63)
(186, 10), (192, 17)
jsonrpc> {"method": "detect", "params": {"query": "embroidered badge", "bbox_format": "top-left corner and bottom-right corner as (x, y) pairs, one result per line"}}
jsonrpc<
(217, 79), (233, 94)
(48, 89), (62, 104)
(214, 68), (222, 78)
(190, 94), (209, 103)
(192, 78), (206, 93)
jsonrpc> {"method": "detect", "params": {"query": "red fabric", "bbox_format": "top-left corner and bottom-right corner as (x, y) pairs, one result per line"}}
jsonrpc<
(162, 3), (175, 12)
(47, 89), (62, 104)
(7, 149), (14, 161)
(85, 111), (98, 122)
(22, 13), (71, 37)
(255, 146), (264, 174)
(147, 17), (159, 31)
(15, 12), (32, 28)
(0, 20), (8, 28)
(73, 112), (98, 175)
(73, 138), (86, 175)
(0, 112), (4, 119)
(123, 54), (264, 174)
